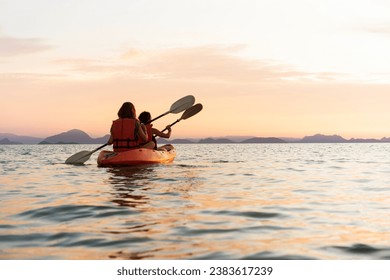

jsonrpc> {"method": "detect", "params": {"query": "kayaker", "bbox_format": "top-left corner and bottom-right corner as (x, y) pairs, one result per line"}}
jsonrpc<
(138, 111), (172, 149)
(108, 102), (148, 152)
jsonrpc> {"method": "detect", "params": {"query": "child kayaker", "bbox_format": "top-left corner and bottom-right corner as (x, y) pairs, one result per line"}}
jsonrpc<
(138, 111), (172, 150)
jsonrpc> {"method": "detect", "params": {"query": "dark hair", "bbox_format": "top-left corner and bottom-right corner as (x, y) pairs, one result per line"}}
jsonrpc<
(138, 111), (151, 124)
(117, 102), (135, 118)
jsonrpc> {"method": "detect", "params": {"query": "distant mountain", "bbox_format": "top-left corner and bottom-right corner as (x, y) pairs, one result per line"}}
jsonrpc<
(0, 138), (22, 145)
(0, 133), (43, 144)
(224, 135), (256, 142)
(145, 138), (196, 145)
(160, 134), (389, 144)
(300, 134), (347, 143)
(280, 137), (302, 143)
(349, 138), (381, 143)
(198, 137), (235, 144)
(241, 137), (286, 143)
(170, 138), (196, 144)
(39, 129), (110, 144)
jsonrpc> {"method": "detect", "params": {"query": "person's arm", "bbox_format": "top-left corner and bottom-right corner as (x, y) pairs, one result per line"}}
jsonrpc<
(152, 125), (172, 138)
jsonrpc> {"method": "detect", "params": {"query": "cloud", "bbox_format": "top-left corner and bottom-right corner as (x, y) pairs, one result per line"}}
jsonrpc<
(0, 35), (53, 56)
(358, 22), (390, 35)
(53, 45), (343, 83)
(140, 46), (294, 82)
(134, 46), (346, 83)
(0, 72), (64, 82)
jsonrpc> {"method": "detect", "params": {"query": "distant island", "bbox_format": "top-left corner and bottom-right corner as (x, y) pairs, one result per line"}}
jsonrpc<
(38, 129), (110, 145)
(0, 138), (22, 145)
(1, 130), (390, 145)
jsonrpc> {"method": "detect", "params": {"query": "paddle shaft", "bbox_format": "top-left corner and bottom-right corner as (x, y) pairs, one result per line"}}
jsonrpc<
(147, 111), (169, 124)
(161, 119), (180, 133)
(91, 143), (109, 154)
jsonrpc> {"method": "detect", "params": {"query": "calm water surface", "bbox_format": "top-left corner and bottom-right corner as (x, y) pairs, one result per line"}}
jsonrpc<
(1, 143), (390, 259)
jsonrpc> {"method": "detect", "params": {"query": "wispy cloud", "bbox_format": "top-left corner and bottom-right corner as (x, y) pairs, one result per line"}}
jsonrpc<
(149, 46), (348, 83)
(0, 72), (64, 82)
(358, 22), (390, 35)
(52, 45), (344, 83)
(0, 35), (53, 56)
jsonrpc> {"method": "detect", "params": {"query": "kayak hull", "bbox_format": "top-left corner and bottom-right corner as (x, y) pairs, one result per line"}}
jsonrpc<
(97, 145), (176, 167)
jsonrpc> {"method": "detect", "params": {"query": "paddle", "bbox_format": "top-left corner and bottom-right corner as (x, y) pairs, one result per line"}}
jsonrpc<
(65, 143), (108, 165)
(65, 95), (196, 165)
(160, 103), (203, 133)
(147, 95), (195, 124)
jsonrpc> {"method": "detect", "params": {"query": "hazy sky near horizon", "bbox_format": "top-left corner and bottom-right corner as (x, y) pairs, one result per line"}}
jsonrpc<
(1, 0), (390, 138)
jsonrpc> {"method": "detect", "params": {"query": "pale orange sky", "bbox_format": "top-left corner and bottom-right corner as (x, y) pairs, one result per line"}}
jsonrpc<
(1, 0), (390, 139)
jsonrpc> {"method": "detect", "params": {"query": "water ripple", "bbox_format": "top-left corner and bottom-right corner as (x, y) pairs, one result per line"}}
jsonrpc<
(243, 251), (317, 260)
(16, 205), (135, 222)
(204, 210), (282, 219)
(54, 236), (151, 248)
(325, 243), (390, 259)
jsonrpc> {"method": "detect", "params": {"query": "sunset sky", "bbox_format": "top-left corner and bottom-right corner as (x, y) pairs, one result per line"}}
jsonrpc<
(1, 0), (390, 139)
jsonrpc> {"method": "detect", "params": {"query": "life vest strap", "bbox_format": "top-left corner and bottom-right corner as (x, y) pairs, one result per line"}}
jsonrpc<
(113, 138), (138, 149)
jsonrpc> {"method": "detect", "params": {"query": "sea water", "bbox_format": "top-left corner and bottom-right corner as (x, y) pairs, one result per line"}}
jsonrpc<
(1, 143), (390, 260)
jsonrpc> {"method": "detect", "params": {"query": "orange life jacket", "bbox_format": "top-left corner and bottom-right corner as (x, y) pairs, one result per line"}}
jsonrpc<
(138, 123), (153, 145)
(111, 118), (139, 151)
(145, 124), (153, 142)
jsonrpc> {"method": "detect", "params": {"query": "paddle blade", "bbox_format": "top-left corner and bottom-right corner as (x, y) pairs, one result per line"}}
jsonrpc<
(65, 143), (108, 165)
(169, 95), (195, 114)
(181, 103), (203, 120)
(161, 103), (203, 133)
(65, 151), (93, 164)
(147, 95), (195, 124)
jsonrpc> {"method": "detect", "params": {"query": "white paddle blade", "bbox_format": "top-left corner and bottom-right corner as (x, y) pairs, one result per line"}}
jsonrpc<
(65, 151), (92, 164)
(169, 95), (195, 114)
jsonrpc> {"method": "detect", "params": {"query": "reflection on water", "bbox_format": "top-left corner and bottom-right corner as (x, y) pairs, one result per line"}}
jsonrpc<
(106, 167), (151, 208)
(1, 144), (390, 259)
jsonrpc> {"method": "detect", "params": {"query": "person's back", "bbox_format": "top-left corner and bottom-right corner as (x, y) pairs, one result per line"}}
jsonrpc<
(108, 102), (147, 151)
(111, 118), (139, 152)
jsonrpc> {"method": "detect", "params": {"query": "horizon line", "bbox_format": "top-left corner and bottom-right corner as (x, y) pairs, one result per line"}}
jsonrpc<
(1, 129), (390, 141)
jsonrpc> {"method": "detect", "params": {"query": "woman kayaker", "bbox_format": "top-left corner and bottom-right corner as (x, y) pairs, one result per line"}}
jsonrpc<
(108, 102), (148, 152)
(138, 111), (172, 149)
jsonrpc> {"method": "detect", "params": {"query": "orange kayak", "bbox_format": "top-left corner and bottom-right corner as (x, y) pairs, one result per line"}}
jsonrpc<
(97, 145), (176, 167)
